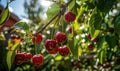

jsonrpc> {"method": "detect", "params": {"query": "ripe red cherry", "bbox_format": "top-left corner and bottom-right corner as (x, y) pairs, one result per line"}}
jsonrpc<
(55, 32), (67, 43)
(32, 33), (42, 44)
(67, 26), (72, 33)
(88, 43), (94, 49)
(103, 63), (110, 68)
(32, 54), (44, 66)
(20, 38), (24, 42)
(26, 53), (32, 60)
(22, 52), (32, 62)
(15, 53), (26, 65)
(58, 46), (70, 56)
(73, 60), (81, 67)
(47, 46), (59, 54)
(15, 35), (21, 39)
(65, 11), (76, 22)
(10, 34), (16, 39)
(93, 37), (99, 42)
(10, 34), (21, 40)
(87, 34), (91, 39)
(44, 39), (58, 54)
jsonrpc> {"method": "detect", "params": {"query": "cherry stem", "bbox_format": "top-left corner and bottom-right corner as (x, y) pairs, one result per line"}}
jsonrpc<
(35, 43), (37, 54)
(36, 0), (72, 34)
(51, 15), (61, 39)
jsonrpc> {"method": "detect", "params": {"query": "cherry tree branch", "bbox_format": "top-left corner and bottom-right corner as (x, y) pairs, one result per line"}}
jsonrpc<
(36, 0), (72, 34)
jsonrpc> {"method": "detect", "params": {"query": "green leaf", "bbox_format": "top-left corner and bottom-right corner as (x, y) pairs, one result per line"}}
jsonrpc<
(89, 10), (102, 30)
(106, 50), (113, 60)
(14, 21), (29, 31)
(97, 36), (105, 49)
(89, 25), (95, 37)
(76, 6), (86, 23)
(96, 0), (115, 13)
(68, 0), (75, 10)
(73, 22), (80, 31)
(89, 29), (100, 41)
(105, 34), (117, 48)
(114, 15), (120, 35)
(46, 3), (60, 20)
(68, 38), (78, 59)
(0, 32), (5, 40)
(0, 5), (10, 27)
(98, 43), (107, 64)
(6, 43), (20, 71)
(116, 48), (120, 57)
(99, 49), (105, 64)
(85, 0), (95, 9)
(92, 30), (100, 38)
(55, 55), (62, 61)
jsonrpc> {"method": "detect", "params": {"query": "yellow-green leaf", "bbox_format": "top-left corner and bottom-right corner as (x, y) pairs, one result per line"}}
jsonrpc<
(6, 43), (20, 71)
(46, 3), (60, 20)
(0, 5), (10, 27)
(0, 32), (5, 40)
(14, 21), (30, 31)
(68, 38), (78, 59)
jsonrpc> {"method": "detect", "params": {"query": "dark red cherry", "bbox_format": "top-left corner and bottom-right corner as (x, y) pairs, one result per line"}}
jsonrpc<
(32, 33), (42, 44)
(15, 53), (25, 65)
(58, 46), (70, 56)
(44, 39), (58, 54)
(88, 43), (94, 49)
(22, 52), (32, 62)
(55, 32), (67, 43)
(65, 11), (76, 22)
(32, 54), (44, 66)
(93, 37), (99, 42)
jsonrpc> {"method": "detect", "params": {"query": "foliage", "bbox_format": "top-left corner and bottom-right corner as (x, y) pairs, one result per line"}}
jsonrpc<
(0, 4), (9, 27)
(0, 0), (120, 71)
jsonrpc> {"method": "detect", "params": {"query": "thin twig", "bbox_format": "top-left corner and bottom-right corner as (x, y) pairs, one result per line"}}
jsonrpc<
(36, 0), (72, 34)
(51, 15), (61, 39)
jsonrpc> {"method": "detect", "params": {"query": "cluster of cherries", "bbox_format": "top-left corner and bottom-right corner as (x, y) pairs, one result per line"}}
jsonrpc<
(87, 34), (99, 50)
(15, 32), (70, 66)
(45, 32), (70, 56)
(10, 34), (24, 42)
(15, 52), (44, 66)
(14, 11), (76, 66)
(31, 32), (70, 56)
(15, 33), (44, 66)
(15, 52), (32, 65)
